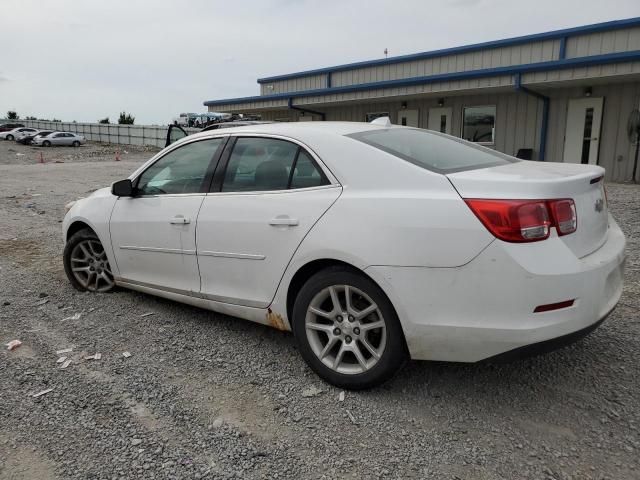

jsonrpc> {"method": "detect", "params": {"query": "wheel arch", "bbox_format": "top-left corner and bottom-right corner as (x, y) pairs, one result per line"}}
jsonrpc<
(285, 259), (408, 352)
(65, 220), (95, 242)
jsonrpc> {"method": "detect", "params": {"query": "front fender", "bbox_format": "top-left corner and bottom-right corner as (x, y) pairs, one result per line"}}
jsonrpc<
(62, 189), (119, 277)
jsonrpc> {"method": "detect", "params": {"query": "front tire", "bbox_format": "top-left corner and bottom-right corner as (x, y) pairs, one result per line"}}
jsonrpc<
(43, 140), (51, 147)
(63, 229), (115, 292)
(6, 134), (14, 141)
(72, 140), (80, 147)
(292, 267), (408, 390)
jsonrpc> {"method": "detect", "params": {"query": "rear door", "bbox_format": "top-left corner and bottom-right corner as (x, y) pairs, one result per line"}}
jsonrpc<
(51, 133), (66, 145)
(196, 135), (341, 308)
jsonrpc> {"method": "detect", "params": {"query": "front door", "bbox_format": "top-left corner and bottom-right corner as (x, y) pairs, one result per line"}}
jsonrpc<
(165, 124), (189, 147)
(427, 107), (453, 135)
(563, 97), (603, 165)
(110, 137), (225, 293)
(397, 109), (419, 127)
(197, 136), (341, 308)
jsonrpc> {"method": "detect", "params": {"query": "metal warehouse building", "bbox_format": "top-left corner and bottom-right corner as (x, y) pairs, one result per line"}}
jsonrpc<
(205, 18), (640, 181)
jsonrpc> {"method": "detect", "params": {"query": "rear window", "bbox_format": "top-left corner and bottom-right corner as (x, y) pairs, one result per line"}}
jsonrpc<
(347, 128), (517, 174)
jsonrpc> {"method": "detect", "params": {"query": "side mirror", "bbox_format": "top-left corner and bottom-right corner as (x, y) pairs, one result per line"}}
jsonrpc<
(111, 179), (134, 197)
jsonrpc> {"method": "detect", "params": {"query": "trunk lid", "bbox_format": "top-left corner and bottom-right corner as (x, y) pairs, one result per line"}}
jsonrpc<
(447, 161), (609, 258)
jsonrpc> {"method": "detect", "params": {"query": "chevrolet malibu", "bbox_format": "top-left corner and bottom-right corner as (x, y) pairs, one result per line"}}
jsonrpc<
(62, 121), (625, 389)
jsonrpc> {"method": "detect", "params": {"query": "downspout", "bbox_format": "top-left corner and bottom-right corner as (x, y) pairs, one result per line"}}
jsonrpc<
(514, 73), (549, 161)
(287, 98), (326, 121)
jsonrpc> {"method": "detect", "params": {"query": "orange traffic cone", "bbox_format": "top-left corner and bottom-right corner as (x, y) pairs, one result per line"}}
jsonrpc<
(115, 149), (121, 161)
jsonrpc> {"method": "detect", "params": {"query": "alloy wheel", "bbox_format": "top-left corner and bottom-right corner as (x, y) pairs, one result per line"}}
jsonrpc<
(69, 239), (114, 292)
(305, 284), (387, 375)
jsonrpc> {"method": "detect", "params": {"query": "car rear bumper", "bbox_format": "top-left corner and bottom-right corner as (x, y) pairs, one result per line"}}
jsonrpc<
(366, 215), (626, 362)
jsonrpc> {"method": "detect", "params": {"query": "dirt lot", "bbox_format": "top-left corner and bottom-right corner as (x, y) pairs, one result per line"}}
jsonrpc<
(0, 138), (639, 480)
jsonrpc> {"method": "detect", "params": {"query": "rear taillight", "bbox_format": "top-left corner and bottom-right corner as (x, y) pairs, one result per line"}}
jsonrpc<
(548, 199), (577, 236)
(465, 198), (577, 243)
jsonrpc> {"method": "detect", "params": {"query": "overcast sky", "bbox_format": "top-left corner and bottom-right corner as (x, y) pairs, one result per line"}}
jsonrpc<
(1, 0), (639, 124)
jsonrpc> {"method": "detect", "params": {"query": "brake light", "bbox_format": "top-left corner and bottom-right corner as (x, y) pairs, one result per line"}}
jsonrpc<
(548, 199), (577, 235)
(465, 198), (577, 242)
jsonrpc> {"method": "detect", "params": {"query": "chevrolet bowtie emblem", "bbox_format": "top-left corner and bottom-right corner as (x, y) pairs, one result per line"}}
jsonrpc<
(595, 198), (604, 212)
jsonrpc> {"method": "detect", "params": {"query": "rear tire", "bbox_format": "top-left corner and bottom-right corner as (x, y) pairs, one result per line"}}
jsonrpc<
(43, 140), (51, 147)
(6, 134), (14, 141)
(63, 228), (115, 293)
(292, 266), (408, 390)
(72, 141), (80, 147)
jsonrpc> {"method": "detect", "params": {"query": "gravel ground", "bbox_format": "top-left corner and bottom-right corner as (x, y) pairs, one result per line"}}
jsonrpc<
(0, 140), (157, 166)
(0, 138), (639, 480)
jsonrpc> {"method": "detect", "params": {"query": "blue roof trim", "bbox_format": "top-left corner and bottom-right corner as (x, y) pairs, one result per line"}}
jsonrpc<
(204, 50), (640, 107)
(256, 17), (640, 84)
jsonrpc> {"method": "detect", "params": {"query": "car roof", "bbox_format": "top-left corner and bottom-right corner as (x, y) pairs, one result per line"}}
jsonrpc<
(189, 121), (392, 142)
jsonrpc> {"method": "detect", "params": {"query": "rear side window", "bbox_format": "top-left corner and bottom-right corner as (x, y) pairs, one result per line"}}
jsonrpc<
(347, 128), (517, 174)
(290, 150), (326, 189)
(221, 137), (328, 192)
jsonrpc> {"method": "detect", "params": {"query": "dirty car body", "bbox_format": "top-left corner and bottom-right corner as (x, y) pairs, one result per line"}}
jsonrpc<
(62, 122), (626, 388)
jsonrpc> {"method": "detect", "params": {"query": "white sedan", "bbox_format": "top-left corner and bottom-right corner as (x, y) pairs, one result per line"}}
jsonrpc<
(0, 127), (38, 141)
(62, 121), (625, 389)
(33, 131), (85, 147)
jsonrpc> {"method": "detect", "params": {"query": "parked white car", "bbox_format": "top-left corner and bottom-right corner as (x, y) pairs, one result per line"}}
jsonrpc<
(62, 121), (625, 389)
(0, 127), (38, 141)
(33, 131), (85, 147)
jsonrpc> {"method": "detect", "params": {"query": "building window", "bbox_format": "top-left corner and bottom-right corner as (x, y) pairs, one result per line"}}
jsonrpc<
(365, 112), (390, 123)
(462, 106), (496, 144)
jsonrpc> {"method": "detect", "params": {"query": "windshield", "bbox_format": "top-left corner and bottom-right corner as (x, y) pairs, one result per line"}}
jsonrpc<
(347, 128), (517, 174)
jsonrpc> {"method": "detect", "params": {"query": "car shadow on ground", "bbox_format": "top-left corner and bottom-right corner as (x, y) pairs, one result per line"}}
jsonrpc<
(121, 287), (626, 405)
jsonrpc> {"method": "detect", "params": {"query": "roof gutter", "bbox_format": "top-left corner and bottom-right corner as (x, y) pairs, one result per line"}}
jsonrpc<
(287, 98), (326, 121)
(514, 73), (549, 162)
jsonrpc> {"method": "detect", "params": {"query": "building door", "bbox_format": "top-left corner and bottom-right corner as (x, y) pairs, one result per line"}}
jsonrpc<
(397, 109), (419, 127)
(563, 97), (603, 165)
(427, 107), (453, 135)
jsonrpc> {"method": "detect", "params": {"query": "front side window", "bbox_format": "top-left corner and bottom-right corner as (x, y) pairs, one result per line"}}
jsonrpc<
(348, 127), (515, 174)
(221, 137), (328, 192)
(462, 106), (496, 144)
(137, 138), (223, 195)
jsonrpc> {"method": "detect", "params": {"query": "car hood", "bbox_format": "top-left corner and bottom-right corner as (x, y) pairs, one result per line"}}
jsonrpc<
(88, 187), (112, 198)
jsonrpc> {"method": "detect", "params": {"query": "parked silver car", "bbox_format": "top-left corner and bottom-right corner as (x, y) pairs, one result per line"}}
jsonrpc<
(33, 131), (86, 147)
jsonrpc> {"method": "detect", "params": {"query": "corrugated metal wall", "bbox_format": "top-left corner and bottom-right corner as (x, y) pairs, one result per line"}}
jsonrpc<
(330, 40), (559, 88)
(546, 82), (640, 181)
(257, 26), (640, 98)
(255, 81), (640, 182)
(260, 74), (327, 95)
(565, 26), (640, 58)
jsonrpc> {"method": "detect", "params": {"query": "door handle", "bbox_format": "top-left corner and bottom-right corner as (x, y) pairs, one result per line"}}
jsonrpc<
(169, 215), (190, 225)
(269, 216), (299, 227)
